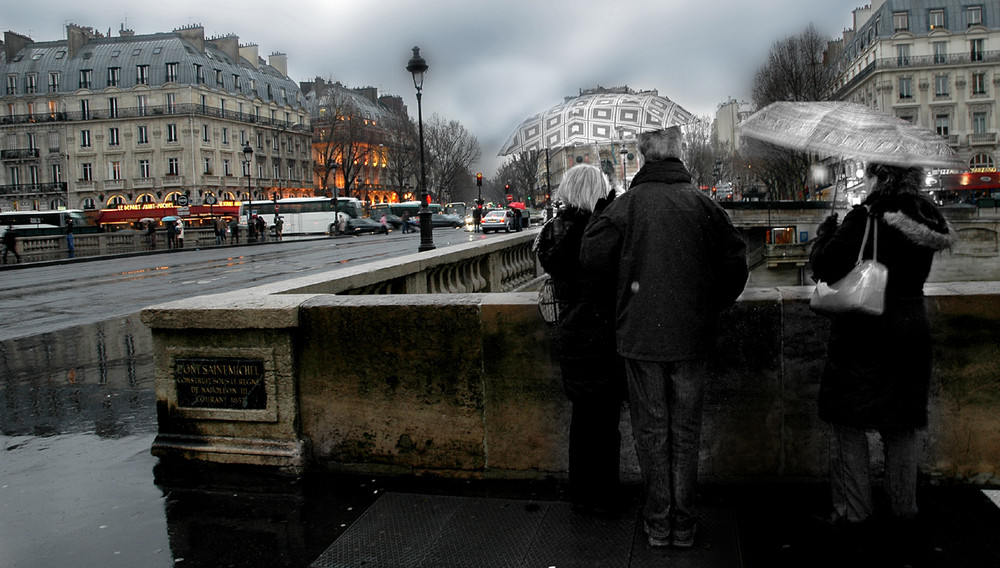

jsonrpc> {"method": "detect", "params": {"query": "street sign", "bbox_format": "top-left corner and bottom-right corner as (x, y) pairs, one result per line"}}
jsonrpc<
(176, 195), (189, 207)
(506, 194), (513, 201)
(177, 206), (190, 216)
(203, 195), (217, 205)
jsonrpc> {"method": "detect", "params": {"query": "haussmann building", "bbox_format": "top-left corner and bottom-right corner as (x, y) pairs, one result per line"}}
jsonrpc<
(0, 24), (314, 228)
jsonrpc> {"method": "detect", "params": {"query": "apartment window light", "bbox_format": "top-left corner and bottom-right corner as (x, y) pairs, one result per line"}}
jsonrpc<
(929, 9), (945, 30)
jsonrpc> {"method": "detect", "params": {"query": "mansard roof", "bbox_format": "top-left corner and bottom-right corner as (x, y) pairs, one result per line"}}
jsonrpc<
(1, 29), (304, 110)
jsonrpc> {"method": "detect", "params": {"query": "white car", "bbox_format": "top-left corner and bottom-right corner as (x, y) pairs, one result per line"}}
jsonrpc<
(480, 210), (514, 233)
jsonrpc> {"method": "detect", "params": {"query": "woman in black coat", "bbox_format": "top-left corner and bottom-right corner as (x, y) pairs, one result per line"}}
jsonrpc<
(810, 162), (954, 525)
(533, 164), (626, 515)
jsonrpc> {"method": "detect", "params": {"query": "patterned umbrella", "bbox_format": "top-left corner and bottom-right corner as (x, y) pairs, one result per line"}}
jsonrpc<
(739, 101), (964, 169)
(498, 92), (693, 156)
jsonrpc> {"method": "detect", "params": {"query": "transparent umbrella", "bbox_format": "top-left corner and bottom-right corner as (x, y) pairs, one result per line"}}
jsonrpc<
(499, 92), (693, 156)
(738, 101), (965, 170)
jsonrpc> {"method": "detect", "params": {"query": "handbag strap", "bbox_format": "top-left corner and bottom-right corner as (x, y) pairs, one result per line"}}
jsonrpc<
(855, 206), (877, 264)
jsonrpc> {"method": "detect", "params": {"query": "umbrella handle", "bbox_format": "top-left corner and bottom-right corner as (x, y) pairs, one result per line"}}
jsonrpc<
(830, 182), (839, 212)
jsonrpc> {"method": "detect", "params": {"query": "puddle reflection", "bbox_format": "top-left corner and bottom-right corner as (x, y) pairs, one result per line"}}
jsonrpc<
(1, 354), (156, 438)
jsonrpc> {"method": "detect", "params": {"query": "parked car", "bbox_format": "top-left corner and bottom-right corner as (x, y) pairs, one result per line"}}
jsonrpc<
(481, 209), (514, 233)
(430, 213), (464, 228)
(376, 213), (404, 230)
(344, 217), (389, 235)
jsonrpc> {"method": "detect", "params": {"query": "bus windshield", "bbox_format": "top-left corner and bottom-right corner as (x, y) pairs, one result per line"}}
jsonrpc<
(444, 202), (467, 218)
(372, 201), (442, 217)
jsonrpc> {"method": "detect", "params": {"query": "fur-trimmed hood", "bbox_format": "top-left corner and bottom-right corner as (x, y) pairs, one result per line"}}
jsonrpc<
(883, 211), (956, 251)
(867, 193), (955, 251)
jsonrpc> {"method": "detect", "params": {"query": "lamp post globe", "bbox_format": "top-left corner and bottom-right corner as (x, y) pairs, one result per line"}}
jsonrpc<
(406, 46), (434, 252)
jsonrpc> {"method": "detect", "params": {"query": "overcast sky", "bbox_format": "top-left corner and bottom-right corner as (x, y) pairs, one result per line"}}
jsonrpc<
(6, 0), (861, 176)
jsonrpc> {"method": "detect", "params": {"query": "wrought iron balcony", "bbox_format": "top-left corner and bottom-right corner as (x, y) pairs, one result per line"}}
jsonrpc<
(0, 148), (40, 161)
(0, 104), (309, 132)
(0, 182), (67, 196)
(830, 50), (1000, 100)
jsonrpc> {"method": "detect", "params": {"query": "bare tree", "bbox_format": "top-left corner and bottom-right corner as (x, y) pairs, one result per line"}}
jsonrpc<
(312, 91), (380, 198)
(424, 114), (482, 204)
(749, 23), (834, 200)
(751, 23), (831, 106)
(503, 150), (541, 203)
(683, 116), (716, 190)
(381, 113), (419, 202)
(487, 160), (520, 206)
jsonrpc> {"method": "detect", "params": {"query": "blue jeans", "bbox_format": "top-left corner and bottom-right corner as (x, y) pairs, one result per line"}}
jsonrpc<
(625, 358), (707, 537)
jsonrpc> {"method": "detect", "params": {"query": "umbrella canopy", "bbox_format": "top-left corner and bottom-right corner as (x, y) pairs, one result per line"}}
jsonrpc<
(499, 92), (693, 156)
(739, 101), (964, 169)
(161, 216), (179, 222)
(508, 202), (527, 209)
(139, 217), (156, 223)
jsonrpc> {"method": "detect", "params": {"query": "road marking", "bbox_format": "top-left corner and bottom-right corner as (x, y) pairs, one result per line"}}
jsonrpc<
(984, 490), (1000, 510)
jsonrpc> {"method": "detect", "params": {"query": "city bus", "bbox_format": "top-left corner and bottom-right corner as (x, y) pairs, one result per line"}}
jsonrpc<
(0, 209), (98, 236)
(238, 197), (365, 235)
(371, 201), (442, 217)
(444, 202), (468, 218)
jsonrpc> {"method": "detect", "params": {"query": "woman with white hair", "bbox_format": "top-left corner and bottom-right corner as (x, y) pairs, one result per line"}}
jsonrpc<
(534, 163), (626, 516)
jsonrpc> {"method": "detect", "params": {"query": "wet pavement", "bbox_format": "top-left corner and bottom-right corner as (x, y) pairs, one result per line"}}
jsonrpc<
(2, 243), (1000, 567)
(3, 348), (1000, 568)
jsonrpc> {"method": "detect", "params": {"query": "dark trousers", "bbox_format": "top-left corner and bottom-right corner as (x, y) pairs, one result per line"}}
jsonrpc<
(559, 356), (625, 507)
(625, 357), (707, 536)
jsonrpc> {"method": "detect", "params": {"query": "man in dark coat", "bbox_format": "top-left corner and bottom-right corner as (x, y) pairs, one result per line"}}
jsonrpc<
(580, 127), (748, 549)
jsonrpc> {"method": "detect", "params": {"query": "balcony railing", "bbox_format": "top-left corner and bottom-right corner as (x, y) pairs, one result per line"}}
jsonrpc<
(0, 181), (67, 196)
(1, 148), (40, 161)
(969, 132), (997, 145)
(830, 50), (1000, 100)
(0, 104), (309, 132)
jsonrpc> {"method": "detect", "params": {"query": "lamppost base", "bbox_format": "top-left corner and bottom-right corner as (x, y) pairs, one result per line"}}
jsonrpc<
(418, 210), (435, 252)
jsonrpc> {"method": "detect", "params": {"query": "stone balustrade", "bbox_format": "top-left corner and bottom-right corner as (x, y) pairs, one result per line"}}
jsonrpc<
(12, 227), (222, 262)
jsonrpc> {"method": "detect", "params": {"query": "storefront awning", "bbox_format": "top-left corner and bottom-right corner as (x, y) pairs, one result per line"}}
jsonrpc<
(939, 172), (1000, 192)
(97, 203), (240, 224)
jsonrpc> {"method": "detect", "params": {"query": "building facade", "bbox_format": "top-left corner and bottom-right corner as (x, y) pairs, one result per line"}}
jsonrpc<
(714, 98), (754, 152)
(301, 78), (412, 207)
(0, 24), (313, 222)
(827, 0), (1000, 172)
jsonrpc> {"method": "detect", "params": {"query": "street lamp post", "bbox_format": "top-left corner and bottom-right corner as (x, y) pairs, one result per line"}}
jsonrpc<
(406, 46), (434, 252)
(243, 143), (253, 238)
(544, 148), (552, 219)
(620, 145), (629, 188)
(331, 163), (340, 235)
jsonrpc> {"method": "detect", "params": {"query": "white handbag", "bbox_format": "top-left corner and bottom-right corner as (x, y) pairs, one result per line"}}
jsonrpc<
(810, 210), (888, 316)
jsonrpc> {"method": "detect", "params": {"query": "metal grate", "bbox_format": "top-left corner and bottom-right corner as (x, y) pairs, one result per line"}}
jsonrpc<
(312, 492), (741, 568)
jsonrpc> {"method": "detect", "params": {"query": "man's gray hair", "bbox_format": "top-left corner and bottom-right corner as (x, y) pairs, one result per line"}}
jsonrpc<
(638, 127), (684, 162)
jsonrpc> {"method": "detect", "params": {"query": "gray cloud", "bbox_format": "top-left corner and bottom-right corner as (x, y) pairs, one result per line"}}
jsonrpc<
(7, 0), (858, 174)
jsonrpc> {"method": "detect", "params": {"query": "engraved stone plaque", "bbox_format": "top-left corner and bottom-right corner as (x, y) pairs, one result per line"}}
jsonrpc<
(175, 358), (266, 410)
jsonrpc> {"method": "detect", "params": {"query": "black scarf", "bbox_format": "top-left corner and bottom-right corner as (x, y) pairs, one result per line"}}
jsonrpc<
(629, 158), (692, 188)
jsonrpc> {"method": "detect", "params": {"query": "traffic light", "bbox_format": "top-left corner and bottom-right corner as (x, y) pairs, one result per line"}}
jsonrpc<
(476, 172), (483, 186)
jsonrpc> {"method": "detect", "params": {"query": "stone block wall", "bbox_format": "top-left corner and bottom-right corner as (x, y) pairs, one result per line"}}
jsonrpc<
(143, 283), (1000, 484)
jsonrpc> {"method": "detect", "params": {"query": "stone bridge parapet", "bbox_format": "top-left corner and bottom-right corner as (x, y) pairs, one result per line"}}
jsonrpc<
(141, 235), (1000, 484)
